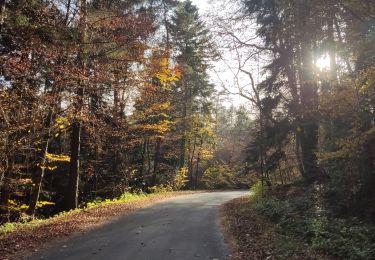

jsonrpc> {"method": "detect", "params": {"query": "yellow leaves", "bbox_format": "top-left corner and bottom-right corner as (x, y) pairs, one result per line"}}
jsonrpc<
(133, 99), (174, 136)
(7, 200), (27, 211)
(7, 199), (55, 212)
(55, 117), (70, 130)
(189, 114), (217, 142)
(199, 147), (214, 160)
(46, 153), (70, 162)
(149, 102), (171, 113)
(136, 120), (174, 135)
(55, 117), (68, 124)
(18, 178), (33, 185)
(199, 127), (215, 139)
(154, 58), (181, 89)
(172, 167), (189, 190)
(37, 163), (57, 171)
(19, 204), (29, 210)
(133, 102), (172, 120)
(36, 201), (55, 208)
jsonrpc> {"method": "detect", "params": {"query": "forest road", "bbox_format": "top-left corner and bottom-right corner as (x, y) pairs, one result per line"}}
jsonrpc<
(29, 191), (248, 260)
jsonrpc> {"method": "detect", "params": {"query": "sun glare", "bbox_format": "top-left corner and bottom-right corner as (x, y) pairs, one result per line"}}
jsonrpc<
(316, 54), (331, 71)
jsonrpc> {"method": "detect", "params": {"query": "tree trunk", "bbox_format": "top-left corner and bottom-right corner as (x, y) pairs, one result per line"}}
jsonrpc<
(27, 126), (52, 216)
(162, 0), (170, 48)
(284, 49), (305, 177)
(189, 135), (197, 187)
(140, 138), (147, 178)
(298, 38), (320, 181)
(26, 156), (47, 217)
(333, 16), (353, 74)
(67, 0), (87, 210)
(194, 149), (201, 190)
(179, 100), (187, 169)
(64, 0), (72, 25)
(151, 138), (161, 186)
(0, 157), (13, 220)
(328, 17), (338, 84)
(67, 121), (81, 209)
(0, 0), (5, 31)
(146, 138), (151, 179)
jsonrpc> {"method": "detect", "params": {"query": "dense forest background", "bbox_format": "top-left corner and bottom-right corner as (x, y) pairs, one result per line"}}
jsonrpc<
(213, 1), (375, 257)
(0, 0), (374, 241)
(0, 0), (254, 222)
(222, 0), (375, 220)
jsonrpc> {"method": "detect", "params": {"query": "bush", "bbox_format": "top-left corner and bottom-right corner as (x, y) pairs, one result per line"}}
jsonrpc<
(172, 167), (189, 190)
(202, 165), (253, 189)
(148, 184), (173, 193)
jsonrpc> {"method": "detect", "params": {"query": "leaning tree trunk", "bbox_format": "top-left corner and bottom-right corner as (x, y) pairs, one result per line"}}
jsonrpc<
(27, 108), (55, 217)
(26, 140), (49, 217)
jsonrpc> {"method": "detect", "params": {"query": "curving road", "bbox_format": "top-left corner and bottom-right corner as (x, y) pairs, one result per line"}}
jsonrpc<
(29, 191), (248, 260)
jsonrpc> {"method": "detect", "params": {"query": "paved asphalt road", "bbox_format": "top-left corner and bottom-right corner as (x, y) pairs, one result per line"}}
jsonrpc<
(29, 191), (248, 260)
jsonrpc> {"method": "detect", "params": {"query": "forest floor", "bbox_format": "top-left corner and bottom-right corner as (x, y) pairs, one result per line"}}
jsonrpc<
(0, 191), (198, 260)
(221, 196), (333, 260)
(222, 183), (375, 260)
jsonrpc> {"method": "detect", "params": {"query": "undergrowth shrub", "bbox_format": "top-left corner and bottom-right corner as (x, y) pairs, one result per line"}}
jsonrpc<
(202, 165), (253, 189)
(250, 182), (375, 259)
(148, 184), (173, 193)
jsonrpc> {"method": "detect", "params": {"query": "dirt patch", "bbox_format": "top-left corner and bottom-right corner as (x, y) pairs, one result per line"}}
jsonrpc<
(0, 192), (196, 260)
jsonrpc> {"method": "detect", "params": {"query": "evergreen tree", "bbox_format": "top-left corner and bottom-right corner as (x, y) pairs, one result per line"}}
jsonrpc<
(168, 0), (217, 182)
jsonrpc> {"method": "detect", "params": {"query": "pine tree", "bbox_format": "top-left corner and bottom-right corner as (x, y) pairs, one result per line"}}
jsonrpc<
(168, 0), (217, 181)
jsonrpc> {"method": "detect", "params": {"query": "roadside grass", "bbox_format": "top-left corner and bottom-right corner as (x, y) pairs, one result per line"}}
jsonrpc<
(0, 192), (152, 236)
(0, 191), (195, 259)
